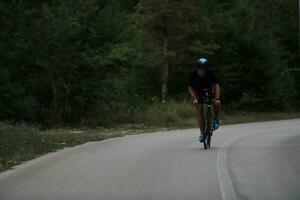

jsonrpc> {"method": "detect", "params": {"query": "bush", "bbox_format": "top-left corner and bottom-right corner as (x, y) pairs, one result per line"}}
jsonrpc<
(225, 92), (262, 112)
(143, 100), (196, 127)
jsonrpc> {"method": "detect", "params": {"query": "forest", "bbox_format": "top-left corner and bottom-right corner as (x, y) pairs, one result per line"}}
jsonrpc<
(0, 0), (299, 127)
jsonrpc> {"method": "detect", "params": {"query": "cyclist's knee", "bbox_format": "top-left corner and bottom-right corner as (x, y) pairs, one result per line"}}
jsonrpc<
(195, 104), (204, 111)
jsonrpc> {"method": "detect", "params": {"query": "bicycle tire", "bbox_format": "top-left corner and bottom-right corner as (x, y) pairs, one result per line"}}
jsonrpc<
(204, 118), (212, 149)
(203, 118), (210, 150)
(203, 135), (207, 149)
(207, 134), (211, 148)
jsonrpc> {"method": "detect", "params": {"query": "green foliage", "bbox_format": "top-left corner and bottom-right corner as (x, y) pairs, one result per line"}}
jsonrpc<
(0, 122), (99, 171)
(0, 0), (298, 126)
(143, 100), (196, 127)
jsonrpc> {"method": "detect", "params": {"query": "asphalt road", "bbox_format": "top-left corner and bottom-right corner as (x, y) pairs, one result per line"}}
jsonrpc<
(0, 119), (300, 200)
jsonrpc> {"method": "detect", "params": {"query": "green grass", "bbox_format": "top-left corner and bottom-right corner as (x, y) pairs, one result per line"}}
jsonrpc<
(1, 101), (299, 172)
(221, 111), (300, 125)
(0, 123), (101, 172)
(141, 100), (300, 127)
(142, 100), (196, 128)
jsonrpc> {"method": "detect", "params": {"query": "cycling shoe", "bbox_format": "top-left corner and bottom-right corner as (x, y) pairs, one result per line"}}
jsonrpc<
(213, 119), (220, 130)
(198, 134), (205, 143)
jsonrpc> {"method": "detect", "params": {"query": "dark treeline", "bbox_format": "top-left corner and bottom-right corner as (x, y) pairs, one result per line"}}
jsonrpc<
(0, 0), (299, 127)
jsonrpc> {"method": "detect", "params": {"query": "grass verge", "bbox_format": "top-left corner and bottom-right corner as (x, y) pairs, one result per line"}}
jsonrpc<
(0, 123), (101, 172)
(1, 101), (300, 172)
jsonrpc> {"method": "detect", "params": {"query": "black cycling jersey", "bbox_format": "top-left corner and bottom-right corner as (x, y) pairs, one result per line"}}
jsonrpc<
(188, 69), (219, 97)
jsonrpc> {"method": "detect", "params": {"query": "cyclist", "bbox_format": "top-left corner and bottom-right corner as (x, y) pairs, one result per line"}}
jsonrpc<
(188, 58), (221, 142)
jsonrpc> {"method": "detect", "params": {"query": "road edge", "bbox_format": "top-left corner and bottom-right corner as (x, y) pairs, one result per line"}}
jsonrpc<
(217, 132), (255, 200)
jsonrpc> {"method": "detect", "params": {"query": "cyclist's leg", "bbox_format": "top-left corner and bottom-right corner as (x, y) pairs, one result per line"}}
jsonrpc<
(213, 102), (221, 130)
(195, 103), (205, 134)
(213, 102), (221, 119)
(211, 85), (220, 119)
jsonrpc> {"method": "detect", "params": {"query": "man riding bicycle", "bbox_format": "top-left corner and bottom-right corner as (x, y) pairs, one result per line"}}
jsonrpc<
(188, 58), (221, 142)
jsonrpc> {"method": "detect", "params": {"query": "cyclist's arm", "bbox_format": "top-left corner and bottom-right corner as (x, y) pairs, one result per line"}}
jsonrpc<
(188, 86), (198, 100)
(214, 83), (221, 100)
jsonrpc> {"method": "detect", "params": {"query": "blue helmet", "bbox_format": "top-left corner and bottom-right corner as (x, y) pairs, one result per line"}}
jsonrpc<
(198, 58), (207, 65)
(196, 57), (208, 69)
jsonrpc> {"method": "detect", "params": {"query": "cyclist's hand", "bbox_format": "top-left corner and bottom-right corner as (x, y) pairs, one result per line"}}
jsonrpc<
(193, 99), (199, 105)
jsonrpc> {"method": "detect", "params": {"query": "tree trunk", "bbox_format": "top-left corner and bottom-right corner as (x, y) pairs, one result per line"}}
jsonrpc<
(161, 37), (169, 103)
(49, 66), (58, 110)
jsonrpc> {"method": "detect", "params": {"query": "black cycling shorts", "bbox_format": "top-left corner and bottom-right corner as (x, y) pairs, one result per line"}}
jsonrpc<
(196, 88), (214, 104)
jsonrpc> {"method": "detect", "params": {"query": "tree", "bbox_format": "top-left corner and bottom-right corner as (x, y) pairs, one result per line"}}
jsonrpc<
(137, 0), (212, 103)
(0, 0), (298, 126)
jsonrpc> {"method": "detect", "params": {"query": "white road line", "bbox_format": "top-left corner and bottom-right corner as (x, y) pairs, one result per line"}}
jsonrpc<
(217, 132), (255, 200)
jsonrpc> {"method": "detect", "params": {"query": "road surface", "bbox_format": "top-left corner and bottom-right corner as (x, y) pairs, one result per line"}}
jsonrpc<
(0, 119), (300, 200)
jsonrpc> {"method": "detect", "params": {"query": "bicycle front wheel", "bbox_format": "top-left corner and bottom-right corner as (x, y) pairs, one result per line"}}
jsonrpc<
(204, 118), (212, 149)
(203, 119), (211, 150)
(207, 134), (211, 148)
(203, 135), (208, 149)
